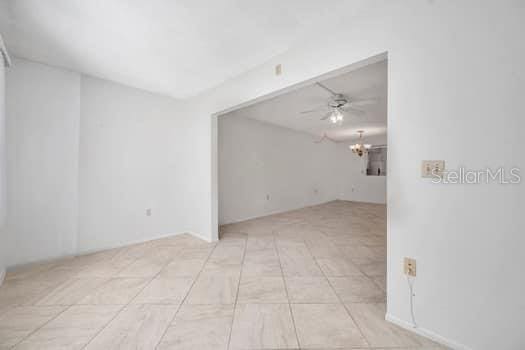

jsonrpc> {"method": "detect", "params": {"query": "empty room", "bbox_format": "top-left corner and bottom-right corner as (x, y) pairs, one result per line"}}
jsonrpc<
(0, 1), (523, 350)
(217, 60), (390, 348)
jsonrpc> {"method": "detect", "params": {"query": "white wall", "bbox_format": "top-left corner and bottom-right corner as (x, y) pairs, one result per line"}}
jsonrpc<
(5, 58), (80, 266)
(219, 115), (387, 224)
(336, 134), (387, 204)
(4, 58), (196, 266)
(0, 38), (7, 284)
(3, 2), (524, 348)
(219, 115), (342, 224)
(78, 77), (193, 252)
(193, 1), (524, 349)
(0, 47), (5, 229)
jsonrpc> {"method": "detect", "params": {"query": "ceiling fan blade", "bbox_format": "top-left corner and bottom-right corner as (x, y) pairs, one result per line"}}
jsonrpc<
(314, 133), (337, 144)
(342, 106), (366, 116)
(326, 135), (338, 142)
(315, 82), (338, 96)
(320, 111), (332, 120)
(348, 98), (378, 107)
(313, 134), (326, 143)
(300, 105), (326, 114)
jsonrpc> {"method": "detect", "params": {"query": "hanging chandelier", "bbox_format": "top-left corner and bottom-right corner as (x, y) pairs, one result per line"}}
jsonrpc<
(349, 130), (371, 157)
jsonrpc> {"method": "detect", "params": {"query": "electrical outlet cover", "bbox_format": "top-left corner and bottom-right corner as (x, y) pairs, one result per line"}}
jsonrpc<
(404, 257), (416, 276)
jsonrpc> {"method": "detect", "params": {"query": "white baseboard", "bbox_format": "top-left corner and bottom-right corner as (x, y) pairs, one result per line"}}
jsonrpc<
(0, 267), (5, 286)
(220, 200), (335, 226)
(336, 197), (387, 205)
(8, 231), (212, 273)
(385, 313), (472, 350)
(187, 231), (214, 243)
(75, 231), (195, 256)
(7, 254), (79, 274)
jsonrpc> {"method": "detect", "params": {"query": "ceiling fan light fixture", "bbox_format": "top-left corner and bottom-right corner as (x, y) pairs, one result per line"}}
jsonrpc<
(329, 108), (343, 124)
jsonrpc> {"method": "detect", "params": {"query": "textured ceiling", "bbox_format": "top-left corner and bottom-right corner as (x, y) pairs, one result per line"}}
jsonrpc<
(225, 60), (387, 142)
(0, 0), (365, 98)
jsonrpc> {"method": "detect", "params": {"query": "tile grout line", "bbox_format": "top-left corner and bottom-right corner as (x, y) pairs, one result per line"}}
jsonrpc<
(318, 221), (387, 298)
(360, 268), (387, 295)
(79, 278), (155, 347)
(80, 242), (189, 350)
(101, 244), (150, 277)
(338, 231), (388, 299)
(303, 233), (372, 348)
(31, 244), (142, 306)
(2, 205), (391, 350)
(225, 234), (248, 350)
(154, 241), (220, 349)
(272, 227), (302, 349)
(10, 246), (147, 349)
(10, 304), (73, 349)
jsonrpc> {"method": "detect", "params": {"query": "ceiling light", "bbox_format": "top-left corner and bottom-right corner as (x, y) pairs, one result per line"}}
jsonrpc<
(329, 108), (343, 124)
(349, 130), (371, 157)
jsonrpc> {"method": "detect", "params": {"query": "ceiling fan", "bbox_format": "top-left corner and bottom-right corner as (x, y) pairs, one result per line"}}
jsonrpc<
(300, 82), (377, 124)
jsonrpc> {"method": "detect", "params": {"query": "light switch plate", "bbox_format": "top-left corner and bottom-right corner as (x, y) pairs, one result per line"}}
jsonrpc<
(421, 160), (445, 178)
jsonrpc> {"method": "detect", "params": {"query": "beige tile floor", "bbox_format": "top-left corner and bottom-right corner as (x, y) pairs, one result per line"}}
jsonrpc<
(0, 200), (447, 349)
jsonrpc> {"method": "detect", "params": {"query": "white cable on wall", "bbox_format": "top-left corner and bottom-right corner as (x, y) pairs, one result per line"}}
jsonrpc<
(406, 274), (418, 328)
(0, 33), (11, 67)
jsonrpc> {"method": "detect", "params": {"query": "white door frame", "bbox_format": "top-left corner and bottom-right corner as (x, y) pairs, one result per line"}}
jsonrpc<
(210, 51), (388, 240)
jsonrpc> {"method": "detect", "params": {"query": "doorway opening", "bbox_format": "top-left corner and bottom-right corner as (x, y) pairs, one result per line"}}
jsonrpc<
(214, 54), (388, 312)
(216, 55), (387, 228)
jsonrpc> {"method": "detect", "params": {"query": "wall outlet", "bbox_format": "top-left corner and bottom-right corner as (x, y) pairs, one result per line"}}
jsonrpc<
(421, 160), (445, 178)
(404, 257), (416, 276)
(314, 188), (319, 195)
(275, 64), (282, 76)
(146, 208), (152, 216)
(266, 194), (270, 201)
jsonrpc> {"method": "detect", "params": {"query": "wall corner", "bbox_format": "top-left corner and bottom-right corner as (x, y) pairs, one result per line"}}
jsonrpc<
(0, 267), (5, 286)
